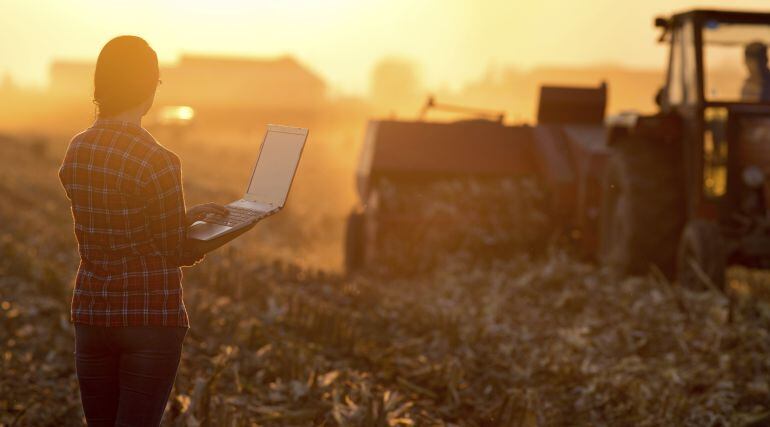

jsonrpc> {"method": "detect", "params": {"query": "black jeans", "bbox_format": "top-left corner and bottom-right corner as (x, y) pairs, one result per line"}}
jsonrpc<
(74, 325), (187, 427)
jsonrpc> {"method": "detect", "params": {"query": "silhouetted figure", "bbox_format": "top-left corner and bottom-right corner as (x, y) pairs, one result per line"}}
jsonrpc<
(58, 36), (226, 426)
(741, 41), (770, 102)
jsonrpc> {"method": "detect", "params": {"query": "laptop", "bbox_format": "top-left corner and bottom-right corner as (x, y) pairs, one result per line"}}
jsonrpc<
(187, 124), (308, 241)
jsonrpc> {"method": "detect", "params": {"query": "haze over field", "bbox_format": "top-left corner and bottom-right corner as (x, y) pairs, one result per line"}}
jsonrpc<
(2, 0), (769, 93)
(1, 0), (767, 130)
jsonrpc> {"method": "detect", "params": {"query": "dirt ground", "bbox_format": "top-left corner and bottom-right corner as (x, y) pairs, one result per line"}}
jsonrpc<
(1, 131), (769, 426)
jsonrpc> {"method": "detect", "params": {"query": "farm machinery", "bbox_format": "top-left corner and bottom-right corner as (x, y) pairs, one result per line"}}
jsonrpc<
(345, 9), (770, 288)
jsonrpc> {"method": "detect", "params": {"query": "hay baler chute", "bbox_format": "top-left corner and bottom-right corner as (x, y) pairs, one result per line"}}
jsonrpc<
(345, 84), (610, 273)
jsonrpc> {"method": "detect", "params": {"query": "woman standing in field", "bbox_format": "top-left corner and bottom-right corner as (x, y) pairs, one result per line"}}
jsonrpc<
(58, 36), (225, 426)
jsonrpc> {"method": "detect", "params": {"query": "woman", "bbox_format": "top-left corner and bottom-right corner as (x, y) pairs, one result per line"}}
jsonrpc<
(59, 36), (226, 426)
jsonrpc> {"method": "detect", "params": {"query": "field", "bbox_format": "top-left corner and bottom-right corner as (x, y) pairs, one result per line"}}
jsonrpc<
(2, 122), (770, 426)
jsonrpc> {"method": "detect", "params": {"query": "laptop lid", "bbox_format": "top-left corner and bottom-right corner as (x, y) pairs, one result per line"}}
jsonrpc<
(244, 124), (308, 207)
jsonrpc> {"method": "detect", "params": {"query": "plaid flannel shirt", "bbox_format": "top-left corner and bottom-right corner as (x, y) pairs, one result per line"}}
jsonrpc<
(59, 119), (200, 327)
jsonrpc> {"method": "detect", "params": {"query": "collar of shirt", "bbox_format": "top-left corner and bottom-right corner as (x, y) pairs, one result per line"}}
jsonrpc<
(91, 119), (147, 137)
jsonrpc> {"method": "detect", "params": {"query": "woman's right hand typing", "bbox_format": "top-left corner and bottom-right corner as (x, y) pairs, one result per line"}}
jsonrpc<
(185, 203), (228, 226)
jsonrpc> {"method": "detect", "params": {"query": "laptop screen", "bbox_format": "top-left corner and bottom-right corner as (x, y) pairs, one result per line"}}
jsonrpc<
(246, 127), (307, 206)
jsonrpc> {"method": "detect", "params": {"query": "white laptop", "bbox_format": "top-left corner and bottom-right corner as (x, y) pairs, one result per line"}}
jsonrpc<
(187, 124), (308, 241)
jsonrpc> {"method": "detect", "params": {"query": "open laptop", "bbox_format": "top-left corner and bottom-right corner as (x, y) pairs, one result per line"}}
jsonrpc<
(187, 124), (308, 241)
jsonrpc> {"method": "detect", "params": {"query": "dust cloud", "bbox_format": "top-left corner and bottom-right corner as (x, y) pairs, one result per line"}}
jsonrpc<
(0, 54), (671, 270)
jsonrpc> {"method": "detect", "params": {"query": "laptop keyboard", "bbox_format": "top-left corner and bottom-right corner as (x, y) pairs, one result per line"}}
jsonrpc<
(204, 206), (265, 227)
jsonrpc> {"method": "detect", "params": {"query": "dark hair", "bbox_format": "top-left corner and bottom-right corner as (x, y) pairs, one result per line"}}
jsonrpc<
(94, 36), (159, 117)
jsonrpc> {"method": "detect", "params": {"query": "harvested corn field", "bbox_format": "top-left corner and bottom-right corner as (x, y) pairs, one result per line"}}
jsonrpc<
(2, 137), (770, 426)
(3, 122), (770, 427)
(4, 238), (770, 425)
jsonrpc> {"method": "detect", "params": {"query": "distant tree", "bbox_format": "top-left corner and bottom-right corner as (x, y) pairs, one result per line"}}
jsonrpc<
(369, 57), (424, 117)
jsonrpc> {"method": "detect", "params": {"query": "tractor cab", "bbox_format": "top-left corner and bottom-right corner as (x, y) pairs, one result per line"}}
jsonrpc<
(658, 10), (770, 221)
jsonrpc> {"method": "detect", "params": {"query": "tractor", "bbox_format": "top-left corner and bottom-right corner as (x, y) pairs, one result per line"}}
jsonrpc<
(603, 9), (770, 288)
(346, 9), (770, 289)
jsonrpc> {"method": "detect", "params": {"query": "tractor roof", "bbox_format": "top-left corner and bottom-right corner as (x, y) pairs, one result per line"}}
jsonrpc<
(665, 9), (770, 25)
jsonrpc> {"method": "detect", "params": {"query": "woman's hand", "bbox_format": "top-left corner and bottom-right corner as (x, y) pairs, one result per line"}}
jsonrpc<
(186, 203), (228, 226)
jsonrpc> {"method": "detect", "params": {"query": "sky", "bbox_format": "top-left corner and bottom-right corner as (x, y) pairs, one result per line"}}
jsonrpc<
(2, 0), (770, 94)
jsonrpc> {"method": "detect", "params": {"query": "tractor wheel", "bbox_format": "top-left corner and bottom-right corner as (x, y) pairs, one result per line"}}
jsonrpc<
(599, 136), (685, 277)
(344, 209), (365, 274)
(676, 220), (726, 290)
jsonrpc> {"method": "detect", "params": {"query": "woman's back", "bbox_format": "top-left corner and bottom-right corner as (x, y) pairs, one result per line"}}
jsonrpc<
(60, 119), (190, 327)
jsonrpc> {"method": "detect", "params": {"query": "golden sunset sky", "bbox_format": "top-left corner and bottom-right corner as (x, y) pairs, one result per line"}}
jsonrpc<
(2, 0), (769, 94)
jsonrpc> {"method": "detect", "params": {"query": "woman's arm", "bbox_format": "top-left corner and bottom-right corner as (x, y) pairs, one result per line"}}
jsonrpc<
(141, 148), (254, 265)
(185, 220), (258, 254)
(183, 203), (259, 256)
(141, 148), (229, 267)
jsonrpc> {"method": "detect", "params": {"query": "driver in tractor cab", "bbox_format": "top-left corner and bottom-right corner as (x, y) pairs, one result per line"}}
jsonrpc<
(741, 41), (770, 102)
